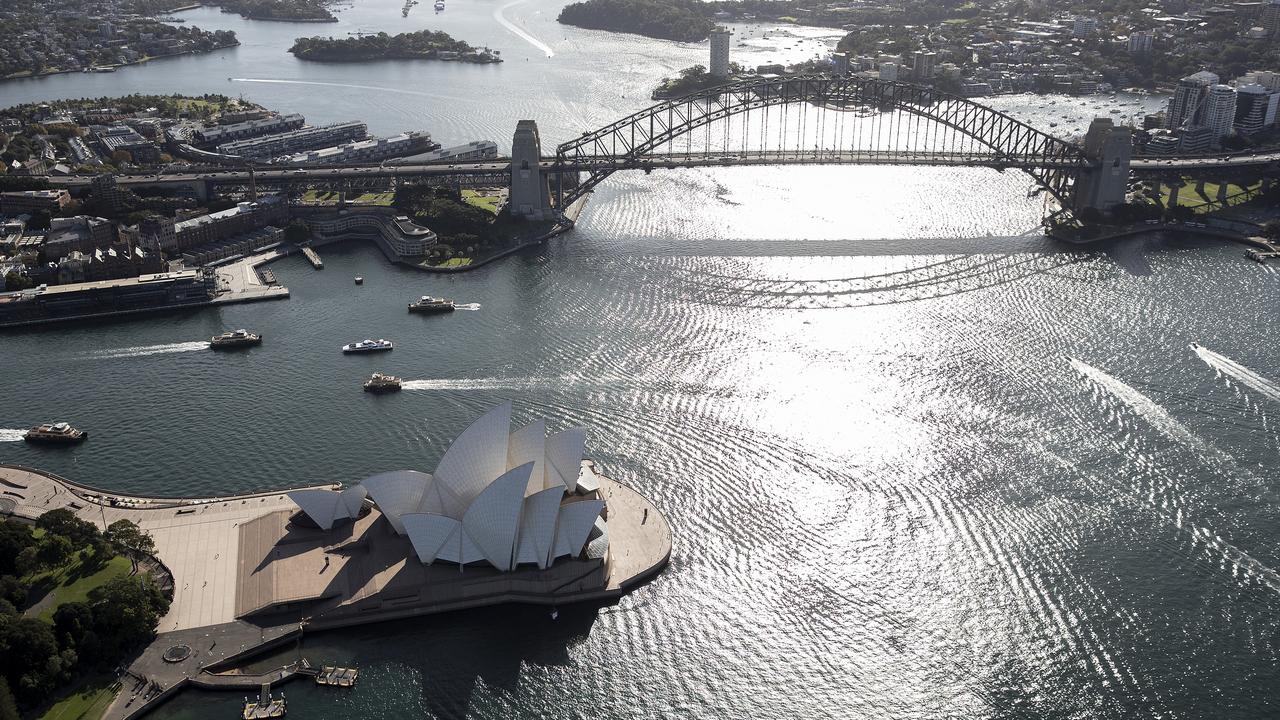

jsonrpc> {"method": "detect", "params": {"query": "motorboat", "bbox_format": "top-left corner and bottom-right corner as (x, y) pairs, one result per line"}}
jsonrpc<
(343, 339), (394, 353)
(363, 373), (403, 393)
(210, 329), (262, 349)
(24, 422), (87, 444)
(354, 276), (364, 285)
(408, 296), (455, 313)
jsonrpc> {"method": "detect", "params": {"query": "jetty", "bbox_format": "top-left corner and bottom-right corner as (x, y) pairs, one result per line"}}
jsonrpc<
(301, 246), (323, 269)
(242, 685), (285, 720)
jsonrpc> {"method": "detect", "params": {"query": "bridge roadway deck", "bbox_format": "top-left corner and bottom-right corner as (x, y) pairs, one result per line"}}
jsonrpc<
(42, 150), (1280, 191)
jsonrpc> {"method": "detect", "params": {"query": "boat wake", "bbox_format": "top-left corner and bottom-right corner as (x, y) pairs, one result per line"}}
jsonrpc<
(0, 429), (26, 442)
(1191, 343), (1280, 404)
(85, 341), (209, 360)
(402, 376), (564, 391)
(1068, 358), (1222, 458)
(454, 303), (482, 311)
(494, 0), (555, 57)
(228, 79), (471, 103)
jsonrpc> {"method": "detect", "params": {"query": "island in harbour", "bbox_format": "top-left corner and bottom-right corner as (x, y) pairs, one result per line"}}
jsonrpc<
(288, 30), (502, 63)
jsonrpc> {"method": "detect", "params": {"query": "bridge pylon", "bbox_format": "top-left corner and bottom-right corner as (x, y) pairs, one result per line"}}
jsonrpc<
(1073, 118), (1131, 215)
(509, 120), (553, 221)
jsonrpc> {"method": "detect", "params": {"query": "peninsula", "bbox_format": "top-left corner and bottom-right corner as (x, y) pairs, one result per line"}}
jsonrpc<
(210, 0), (338, 22)
(288, 30), (502, 63)
(557, 0), (713, 42)
(0, 403), (671, 720)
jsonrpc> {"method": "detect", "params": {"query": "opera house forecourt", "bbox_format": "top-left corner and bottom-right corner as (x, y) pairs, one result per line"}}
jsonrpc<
(0, 402), (669, 720)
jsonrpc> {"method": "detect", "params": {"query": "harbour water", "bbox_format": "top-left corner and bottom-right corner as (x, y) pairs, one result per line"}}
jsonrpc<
(3, 1), (1280, 718)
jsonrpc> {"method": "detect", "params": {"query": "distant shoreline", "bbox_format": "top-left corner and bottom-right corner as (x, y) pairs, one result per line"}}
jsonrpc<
(0, 42), (240, 84)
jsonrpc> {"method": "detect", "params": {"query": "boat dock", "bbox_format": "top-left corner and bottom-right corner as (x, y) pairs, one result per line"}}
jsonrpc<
(242, 684), (285, 719)
(313, 666), (359, 688)
(301, 246), (323, 269)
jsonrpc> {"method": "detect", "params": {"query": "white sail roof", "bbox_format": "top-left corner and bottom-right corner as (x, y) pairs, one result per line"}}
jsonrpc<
(515, 486), (563, 568)
(287, 485), (368, 530)
(507, 420), (547, 496)
(361, 470), (432, 534)
(290, 403), (605, 572)
(461, 462), (533, 571)
(552, 499), (605, 561)
(433, 401), (512, 508)
(546, 428), (585, 493)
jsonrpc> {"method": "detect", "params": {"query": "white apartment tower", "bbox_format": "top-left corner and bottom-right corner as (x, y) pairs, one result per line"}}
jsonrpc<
(1203, 84), (1237, 147)
(709, 26), (732, 78)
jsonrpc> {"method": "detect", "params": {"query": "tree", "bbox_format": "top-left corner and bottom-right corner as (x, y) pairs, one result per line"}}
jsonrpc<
(36, 509), (100, 547)
(0, 678), (17, 720)
(0, 618), (58, 704)
(105, 520), (154, 555)
(89, 574), (170, 658)
(283, 219), (310, 244)
(36, 535), (73, 569)
(1263, 219), (1280, 239)
(14, 548), (38, 578)
(0, 523), (34, 575)
(53, 602), (98, 665)
(0, 577), (24, 608)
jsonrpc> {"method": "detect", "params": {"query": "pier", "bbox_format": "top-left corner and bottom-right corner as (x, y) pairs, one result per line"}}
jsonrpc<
(301, 246), (323, 269)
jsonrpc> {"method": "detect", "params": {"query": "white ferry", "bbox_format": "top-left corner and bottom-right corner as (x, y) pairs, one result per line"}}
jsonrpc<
(343, 339), (394, 353)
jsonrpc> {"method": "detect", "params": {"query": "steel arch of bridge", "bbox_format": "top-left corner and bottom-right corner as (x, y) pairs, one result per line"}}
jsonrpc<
(553, 75), (1091, 209)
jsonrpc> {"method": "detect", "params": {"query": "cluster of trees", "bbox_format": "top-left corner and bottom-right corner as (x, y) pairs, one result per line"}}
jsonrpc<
(393, 185), (500, 251)
(557, 0), (714, 42)
(288, 31), (499, 63)
(653, 65), (739, 98)
(211, 0), (336, 22)
(0, 512), (166, 708)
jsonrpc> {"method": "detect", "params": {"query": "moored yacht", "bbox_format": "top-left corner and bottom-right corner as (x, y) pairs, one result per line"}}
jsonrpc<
(343, 339), (394, 353)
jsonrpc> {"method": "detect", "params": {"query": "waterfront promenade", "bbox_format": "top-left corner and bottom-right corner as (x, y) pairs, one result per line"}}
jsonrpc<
(0, 461), (669, 720)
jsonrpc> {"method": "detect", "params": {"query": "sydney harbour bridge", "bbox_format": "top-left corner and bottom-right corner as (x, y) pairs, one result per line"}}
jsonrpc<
(51, 75), (1280, 223)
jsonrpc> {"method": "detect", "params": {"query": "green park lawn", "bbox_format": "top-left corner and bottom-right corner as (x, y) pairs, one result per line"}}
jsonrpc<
(38, 674), (118, 720)
(461, 189), (502, 214)
(25, 553), (133, 621)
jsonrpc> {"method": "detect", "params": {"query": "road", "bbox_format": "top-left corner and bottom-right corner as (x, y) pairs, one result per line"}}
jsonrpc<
(41, 148), (1280, 191)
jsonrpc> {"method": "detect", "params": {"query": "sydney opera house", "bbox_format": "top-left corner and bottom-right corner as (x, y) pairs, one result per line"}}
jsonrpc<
(285, 402), (605, 571)
(226, 401), (667, 625)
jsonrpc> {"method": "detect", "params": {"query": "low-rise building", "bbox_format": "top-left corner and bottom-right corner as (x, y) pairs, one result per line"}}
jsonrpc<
(218, 121), (367, 160)
(280, 131), (437, 165)
(0, 189), (69, 216)
(195, 113), (305, 147)
(303, 209), (437, 259)
(173, 200), (288, 252)
(45, 215), (117, 257)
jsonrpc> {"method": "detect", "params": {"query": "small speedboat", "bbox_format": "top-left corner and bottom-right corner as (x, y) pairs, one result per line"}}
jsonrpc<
(24, 422), (87, 444)
(343, 339), (393, 353)
(363, 373), (402, 393)
(354, 276), (364, 285)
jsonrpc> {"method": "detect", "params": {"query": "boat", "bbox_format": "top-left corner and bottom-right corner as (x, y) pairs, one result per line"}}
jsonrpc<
(435, 0), (445, 10)
(363, 373), (402, 393)
(210, 329), (263, 349)
(24, 422), (87, 444)
(354, 276), (364, 285)
(343, 339), (393, 353)
(408, 296), (455, 313)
